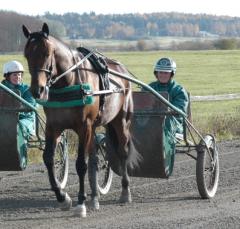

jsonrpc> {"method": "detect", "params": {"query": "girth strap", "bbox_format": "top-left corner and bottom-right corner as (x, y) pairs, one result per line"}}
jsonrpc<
(36, 84), (94, 108)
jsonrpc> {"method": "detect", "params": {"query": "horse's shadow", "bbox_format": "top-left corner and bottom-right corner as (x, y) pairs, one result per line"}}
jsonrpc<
(95, 194), (199, 208)
(0, 198), (57, 210)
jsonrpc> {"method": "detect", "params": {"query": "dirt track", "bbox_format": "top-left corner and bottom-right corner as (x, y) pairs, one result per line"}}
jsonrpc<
(0, 140), (240, 229)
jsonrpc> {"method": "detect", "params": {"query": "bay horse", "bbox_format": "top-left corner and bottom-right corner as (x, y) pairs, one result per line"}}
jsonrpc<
(22, 23), (140, 217)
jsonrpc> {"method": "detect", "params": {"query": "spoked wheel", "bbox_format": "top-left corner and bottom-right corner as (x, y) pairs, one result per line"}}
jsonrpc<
(196, 135), (219, 199)
(96, 134), (113, 195)
(88, 133), (113, 195)
(54, 132), (69, 189)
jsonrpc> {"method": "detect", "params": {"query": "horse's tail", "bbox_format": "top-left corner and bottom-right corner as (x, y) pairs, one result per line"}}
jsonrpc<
(126, 87), (142, 169)
(106, 89), (142, 175)
(126, 134), (142, 171)
(106, 124), (142, 176)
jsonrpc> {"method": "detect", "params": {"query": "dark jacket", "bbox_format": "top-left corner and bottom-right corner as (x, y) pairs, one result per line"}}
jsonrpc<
(148, 79), (189, 176)
(149, 79), (188, 131)
(1, 79), (36, 138)
(149, 79), (188, 116)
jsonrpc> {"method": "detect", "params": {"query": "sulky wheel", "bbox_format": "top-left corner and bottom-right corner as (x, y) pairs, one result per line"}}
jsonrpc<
(196, 135), (219, 199)
(54, 131), (69, 189)
(96, 134), (113, 195)
(88, 133), (113, 195)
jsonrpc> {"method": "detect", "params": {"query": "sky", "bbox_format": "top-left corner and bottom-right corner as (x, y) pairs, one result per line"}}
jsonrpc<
(1, 0), (240, 17)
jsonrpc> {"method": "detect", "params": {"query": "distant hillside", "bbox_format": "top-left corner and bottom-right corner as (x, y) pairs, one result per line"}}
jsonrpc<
(0, 11), (43, 52)
(41, 12), (240, 39)
(1, 10), (240, 52)
(0, 10), (66, 52)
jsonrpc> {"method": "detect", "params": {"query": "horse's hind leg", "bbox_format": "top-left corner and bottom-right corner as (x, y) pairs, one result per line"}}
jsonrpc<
(115, 92), (140, 203)
(88, 143), (100, 210)
(116, 120), (133, 203)
(43, 128), (72, 210)
(109, 108), (136, 203)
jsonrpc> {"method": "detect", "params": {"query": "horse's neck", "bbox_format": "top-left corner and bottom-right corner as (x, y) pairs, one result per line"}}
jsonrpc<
(53, 42), (79, 86)
(53, 38), (92, 86)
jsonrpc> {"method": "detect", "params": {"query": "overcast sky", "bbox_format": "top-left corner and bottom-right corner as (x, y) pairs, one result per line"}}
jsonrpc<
(1, 0), (240, 17)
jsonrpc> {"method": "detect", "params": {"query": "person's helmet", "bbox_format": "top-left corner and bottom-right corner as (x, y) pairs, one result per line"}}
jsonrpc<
(3, 61), (24, 76)
(154, 57), (176, 76)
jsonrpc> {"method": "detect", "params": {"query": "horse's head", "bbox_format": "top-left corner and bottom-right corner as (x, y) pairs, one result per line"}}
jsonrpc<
(22, 23), (56, 99)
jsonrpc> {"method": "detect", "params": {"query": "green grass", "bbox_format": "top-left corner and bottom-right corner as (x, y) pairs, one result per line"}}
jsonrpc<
(1, 50), (240, 141)
(2, 50), (240, 95)
(191, 99), (240, 140)
(107, 50), (240, 95)
(105, 50), (240, 140)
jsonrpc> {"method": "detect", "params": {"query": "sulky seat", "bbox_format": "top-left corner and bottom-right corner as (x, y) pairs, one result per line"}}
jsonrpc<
(0, 89), (28, 170)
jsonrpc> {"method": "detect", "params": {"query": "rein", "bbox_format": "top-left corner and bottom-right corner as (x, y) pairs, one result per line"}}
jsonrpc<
(47, 51), (94, 87)
(35, 49), (125, 108)
(47, 49), (127, 96)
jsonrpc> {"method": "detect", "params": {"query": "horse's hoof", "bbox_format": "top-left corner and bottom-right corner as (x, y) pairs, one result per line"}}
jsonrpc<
(88, 198), (100, 210)
(119, 188), (132, 203)
(59, 193), (72, 211)
(74, 204), (87, 217)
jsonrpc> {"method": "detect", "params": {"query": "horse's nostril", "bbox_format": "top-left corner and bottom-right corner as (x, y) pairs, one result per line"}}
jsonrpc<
(37, 86), (49, 100)
(39, 86), (45, 95)
(30, 88), (38, 98)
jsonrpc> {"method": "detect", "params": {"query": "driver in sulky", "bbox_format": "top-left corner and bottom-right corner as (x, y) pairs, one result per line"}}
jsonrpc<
(148, 57), (189, 135)
(2, 60), (36, 140)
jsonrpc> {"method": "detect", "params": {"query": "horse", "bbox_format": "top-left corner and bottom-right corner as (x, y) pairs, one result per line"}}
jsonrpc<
(22, 23), (140, 217)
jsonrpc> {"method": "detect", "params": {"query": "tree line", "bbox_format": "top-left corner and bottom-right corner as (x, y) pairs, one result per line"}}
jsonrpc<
(0, 11), (66, 52)
(43, 11), (240, 39)
(1, 10), (240, 52)
(0, 11), (42, 52)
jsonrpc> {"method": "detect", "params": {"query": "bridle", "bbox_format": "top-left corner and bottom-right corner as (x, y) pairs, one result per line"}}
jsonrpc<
(36, 59), (54, 88)
(27, 34), (94, 88)
(46, 51), (94, 88)
(26, 32), (56, 88)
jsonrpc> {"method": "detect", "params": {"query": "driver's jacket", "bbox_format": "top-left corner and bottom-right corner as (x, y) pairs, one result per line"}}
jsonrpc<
(148, 79), (189, 135)
(1, 80), (36, 139)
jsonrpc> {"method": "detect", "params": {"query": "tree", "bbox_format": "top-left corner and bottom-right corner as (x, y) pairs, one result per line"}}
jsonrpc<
(40, 18), (66, 38)
(0, 11), (42, 52)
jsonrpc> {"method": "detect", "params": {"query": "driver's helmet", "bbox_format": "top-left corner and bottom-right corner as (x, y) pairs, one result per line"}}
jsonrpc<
(3, 61), (24, 76)
(154, 57), (176, 76)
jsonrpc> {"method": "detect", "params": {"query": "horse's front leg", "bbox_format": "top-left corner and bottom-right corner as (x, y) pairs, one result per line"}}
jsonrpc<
(75, 143), (87, 217)
(43, 130), (72, 210)
(75, 124), (95, 217)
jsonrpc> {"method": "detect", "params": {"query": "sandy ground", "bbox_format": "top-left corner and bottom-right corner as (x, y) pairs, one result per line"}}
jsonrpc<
(0, 140), (240, 229)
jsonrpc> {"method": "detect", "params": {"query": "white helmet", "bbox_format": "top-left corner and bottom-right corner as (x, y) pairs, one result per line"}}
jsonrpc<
(154, 57), (176, 75)
(3, 61), (24, 75)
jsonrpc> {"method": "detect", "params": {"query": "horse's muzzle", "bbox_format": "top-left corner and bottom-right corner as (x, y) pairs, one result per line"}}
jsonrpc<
(31, 86), (49, 100)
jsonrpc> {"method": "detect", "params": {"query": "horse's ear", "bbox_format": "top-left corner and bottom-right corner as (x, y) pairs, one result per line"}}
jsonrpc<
(22, 25), (31, 38)
(42, 23), (49, 38)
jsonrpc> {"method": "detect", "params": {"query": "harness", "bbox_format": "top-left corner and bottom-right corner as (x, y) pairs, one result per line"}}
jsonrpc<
(77, 47), (110, 110)
(36, 47), (123, 108)
(36, 84), (94, 108)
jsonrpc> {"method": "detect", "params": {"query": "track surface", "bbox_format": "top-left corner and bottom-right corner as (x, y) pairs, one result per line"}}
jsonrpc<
(0, 140), (240, 228)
